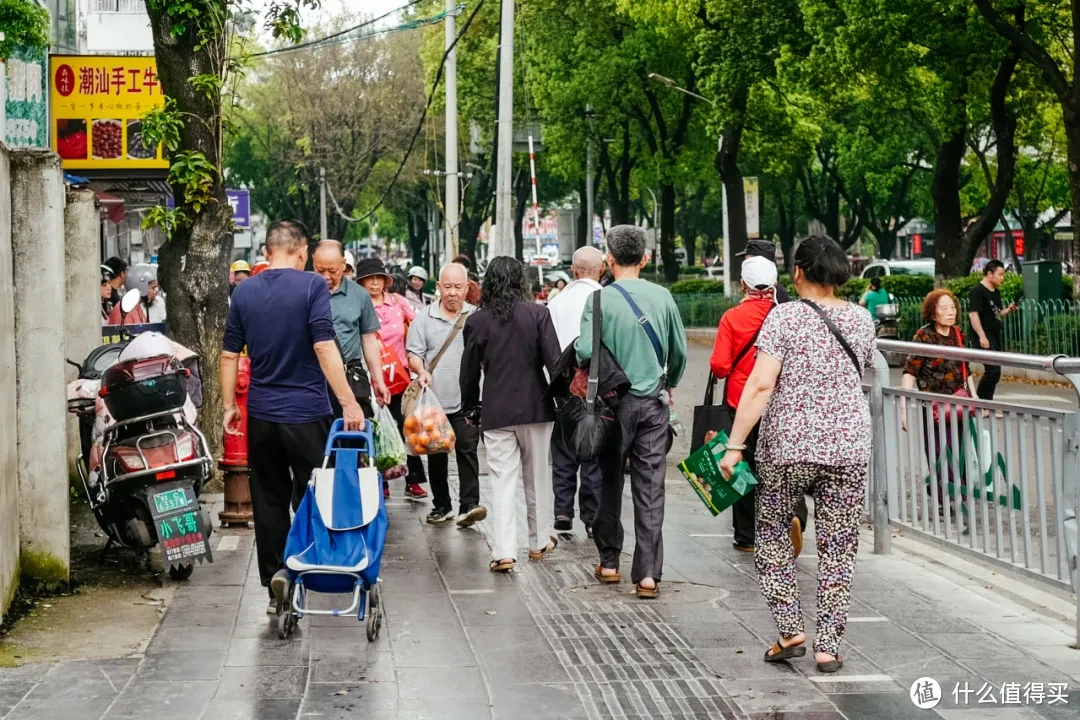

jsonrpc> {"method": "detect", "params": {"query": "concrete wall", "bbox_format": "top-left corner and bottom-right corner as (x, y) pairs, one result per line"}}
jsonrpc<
(10, 149), (69, 588)
(0, 144), (18, 620)
(64, 190), (100, 483)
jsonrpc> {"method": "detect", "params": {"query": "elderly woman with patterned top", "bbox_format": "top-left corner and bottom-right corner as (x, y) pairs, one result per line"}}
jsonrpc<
(718, 235), (876, 674)
(900, 289), (979, 511)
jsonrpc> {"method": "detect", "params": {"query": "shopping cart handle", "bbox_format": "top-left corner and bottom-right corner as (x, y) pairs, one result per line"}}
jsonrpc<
(324, 418), (375, 455)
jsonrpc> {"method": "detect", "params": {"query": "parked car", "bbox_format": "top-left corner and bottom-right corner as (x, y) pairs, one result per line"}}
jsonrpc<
(861, 259), (935, 278)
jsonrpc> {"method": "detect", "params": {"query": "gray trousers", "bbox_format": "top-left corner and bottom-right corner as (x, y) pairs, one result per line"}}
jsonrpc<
(551, 421), (602, 524)
(592, 392), (669, 584)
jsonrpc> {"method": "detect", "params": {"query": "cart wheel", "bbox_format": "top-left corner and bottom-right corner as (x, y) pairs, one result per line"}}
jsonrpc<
(366, 585), (382, 642)
(278, 610), (296, 639)
(168, 563), (194, 582)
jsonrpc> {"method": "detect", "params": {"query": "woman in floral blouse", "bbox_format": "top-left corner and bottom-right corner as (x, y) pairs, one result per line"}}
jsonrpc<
(901, 289), (979, 512)
(719, 235), (875, 674)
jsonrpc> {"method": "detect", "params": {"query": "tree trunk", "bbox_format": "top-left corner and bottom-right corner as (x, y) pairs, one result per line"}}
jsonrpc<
(1067, 119), (1080, 285)
(514, 170), (530, 261)
(776, 181), (797, 271)
(147, 6), (232, 458)
(932, 125), (968, 284)
(716, 117), (747, 286)
(660, 183), (678, 283)
(408, 208), (427, 267)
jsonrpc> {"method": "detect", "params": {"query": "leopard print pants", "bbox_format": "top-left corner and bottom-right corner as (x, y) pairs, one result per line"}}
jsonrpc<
(755, 462), (867, 656)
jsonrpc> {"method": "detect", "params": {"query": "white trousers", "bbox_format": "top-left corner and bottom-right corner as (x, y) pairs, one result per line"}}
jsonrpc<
(483, 422), (555, 561)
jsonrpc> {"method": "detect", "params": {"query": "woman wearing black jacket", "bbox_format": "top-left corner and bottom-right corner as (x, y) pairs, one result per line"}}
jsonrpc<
(460, 257), (563, 572)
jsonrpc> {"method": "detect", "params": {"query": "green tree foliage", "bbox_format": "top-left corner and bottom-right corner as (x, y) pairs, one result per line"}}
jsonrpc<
(0, 0), (50, 58)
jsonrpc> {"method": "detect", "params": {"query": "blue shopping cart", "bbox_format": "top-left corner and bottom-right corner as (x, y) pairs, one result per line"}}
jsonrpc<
(278, 419), (388, 640)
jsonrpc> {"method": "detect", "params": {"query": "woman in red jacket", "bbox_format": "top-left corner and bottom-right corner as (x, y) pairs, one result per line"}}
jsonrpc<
(709, 257), (807, 553)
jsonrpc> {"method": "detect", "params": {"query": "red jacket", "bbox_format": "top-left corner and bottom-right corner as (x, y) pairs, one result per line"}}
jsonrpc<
(709, 297), (773, 407)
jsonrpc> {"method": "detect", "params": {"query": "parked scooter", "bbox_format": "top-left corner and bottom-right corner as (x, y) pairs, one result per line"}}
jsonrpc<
(67, 290), (214, 580)
(875, 301), (904, 366)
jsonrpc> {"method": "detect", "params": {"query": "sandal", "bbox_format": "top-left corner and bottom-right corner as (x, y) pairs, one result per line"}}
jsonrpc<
(763, 638), (807, 663)
(594, 564), (621, 584)
(817, 655), (844, 673)
(489, 558), (515, 572)
(528, 536), (558, 560)
(635, 582), (660, 599)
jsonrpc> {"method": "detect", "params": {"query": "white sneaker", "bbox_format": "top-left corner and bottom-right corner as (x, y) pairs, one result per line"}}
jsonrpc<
(456, 505), (488, 528)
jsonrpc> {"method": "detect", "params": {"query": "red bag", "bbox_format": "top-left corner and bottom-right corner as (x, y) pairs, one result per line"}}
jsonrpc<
(378, 335), (410, 396)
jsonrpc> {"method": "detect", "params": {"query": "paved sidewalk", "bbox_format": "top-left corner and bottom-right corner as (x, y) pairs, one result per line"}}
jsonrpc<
(1, 467), (1078, 720)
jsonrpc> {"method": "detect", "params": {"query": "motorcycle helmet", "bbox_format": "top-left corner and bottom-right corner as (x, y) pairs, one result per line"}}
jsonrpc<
(407, 266), (428, 281)
(124, 263), (157, 298)
(118, 331), (173, 363)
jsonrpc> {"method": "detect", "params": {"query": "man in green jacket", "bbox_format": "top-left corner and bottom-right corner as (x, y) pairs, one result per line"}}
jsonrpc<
(576, 225), (687, 599)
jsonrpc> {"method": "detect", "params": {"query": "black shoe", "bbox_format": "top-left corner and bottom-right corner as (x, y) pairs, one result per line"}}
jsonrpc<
(554, 516), (573, 532)
(427, 506), (456, 524)
(732, 542), (755, 553)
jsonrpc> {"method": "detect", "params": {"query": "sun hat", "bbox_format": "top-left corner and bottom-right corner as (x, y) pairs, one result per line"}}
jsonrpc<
(354, 257), (394, 283)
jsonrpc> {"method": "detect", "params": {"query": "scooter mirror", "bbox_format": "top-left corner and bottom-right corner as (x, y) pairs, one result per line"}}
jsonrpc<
(120, 288), (141, 315)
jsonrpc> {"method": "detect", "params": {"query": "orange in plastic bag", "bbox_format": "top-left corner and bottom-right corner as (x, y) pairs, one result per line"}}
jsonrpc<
(403, 388), (456, 455)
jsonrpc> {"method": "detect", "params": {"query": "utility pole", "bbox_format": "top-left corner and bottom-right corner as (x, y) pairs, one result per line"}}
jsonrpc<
(444, 0), (459, 262)
(319, 167), (328, 241)
(492, 0), (515, 258)
(585, 105), (594, 247)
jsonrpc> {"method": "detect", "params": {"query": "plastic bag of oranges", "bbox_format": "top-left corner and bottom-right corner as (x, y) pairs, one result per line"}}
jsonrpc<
(403, 388), (456, 456)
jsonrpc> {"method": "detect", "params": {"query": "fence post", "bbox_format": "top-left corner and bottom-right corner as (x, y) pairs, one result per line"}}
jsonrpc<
(870, 350), (892, 555)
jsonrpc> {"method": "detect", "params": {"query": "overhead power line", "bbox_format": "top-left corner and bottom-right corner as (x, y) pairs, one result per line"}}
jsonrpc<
(325, 0), (485, 226)
(249, 0), (427, 58)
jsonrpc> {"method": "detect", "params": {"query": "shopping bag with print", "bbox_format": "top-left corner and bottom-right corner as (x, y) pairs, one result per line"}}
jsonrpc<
(677, 430), (757, 516)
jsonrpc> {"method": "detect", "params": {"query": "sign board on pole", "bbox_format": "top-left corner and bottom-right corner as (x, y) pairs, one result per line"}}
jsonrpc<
(744, 177), (760, 239)
(49, 55), (168, 170)
(167, 189), (250, 228)
(5, 45), (48, 149)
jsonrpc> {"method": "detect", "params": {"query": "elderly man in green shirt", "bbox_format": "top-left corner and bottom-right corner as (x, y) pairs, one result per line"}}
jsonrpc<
(313, 241), (390, 416)
(576, 225), (687, 599)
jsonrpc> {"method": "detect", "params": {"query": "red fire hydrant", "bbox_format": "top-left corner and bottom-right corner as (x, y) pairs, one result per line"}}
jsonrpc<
(219, 356), (253, 526)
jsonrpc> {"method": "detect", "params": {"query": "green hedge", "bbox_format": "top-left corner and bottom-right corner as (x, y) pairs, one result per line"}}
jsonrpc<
(682, 266), (707, 276)
(671, 278), (726, 294)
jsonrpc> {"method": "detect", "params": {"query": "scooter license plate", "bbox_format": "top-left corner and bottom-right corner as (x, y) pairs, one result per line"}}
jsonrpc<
(152, 487), (194, 514)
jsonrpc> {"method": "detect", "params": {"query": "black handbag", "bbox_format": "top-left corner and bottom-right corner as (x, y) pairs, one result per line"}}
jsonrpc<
(691, 330), (759, 451)
(557, 290), (614, 462)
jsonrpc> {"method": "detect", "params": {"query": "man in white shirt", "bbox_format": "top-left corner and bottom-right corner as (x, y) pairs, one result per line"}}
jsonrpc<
(547, 246), (605, 536)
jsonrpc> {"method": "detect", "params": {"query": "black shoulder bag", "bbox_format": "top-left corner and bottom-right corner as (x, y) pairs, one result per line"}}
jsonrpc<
(691, 330), (759, 451)
(557, 290), (614, 462)
(800, 299), (863, 376)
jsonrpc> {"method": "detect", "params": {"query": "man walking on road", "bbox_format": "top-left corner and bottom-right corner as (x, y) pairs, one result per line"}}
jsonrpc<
(312, 240), (390, 417)
(547, 246), (605, 537)
(576, 225), (687, 599)
(407, 263), (486, 527)
(221, 220), (366, 616)
(968, 259), (1017, 400)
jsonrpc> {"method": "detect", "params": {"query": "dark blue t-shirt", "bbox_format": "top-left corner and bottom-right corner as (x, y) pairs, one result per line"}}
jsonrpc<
(223, 268), (336, 424)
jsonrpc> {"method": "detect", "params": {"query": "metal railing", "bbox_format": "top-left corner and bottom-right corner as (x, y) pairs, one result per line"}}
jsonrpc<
(869, 340), (1080, 642)
(678, 293), (1080, 358)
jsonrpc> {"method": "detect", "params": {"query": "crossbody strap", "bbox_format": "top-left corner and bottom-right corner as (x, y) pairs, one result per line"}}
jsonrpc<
(586, 289), (603, 410)
(801, 299), (862, 377)
(427, 310), (468, 374)
(610, 283), (664, 367)
(703, 329), (761, 406)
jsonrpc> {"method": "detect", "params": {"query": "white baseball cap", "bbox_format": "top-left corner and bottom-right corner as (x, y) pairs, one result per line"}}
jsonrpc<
(344, 250), (356, 270)
(740, 256), (777, 290)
